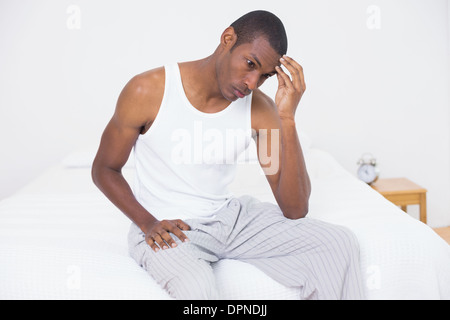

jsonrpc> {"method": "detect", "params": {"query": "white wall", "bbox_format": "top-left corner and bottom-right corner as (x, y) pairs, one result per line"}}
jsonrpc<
(446, 0), (450, 227)
(1, 0), (449, 227)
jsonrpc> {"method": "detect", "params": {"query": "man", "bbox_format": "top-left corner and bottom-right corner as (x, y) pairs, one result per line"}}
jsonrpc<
(92, 10), (365, 300)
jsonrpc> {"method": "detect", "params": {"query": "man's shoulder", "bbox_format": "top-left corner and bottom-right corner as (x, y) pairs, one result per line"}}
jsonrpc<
(115, 67), (166, 127)
(126, 66), (165, 97)
(251, 89), (280, 130)
(252, 89), (276, 109)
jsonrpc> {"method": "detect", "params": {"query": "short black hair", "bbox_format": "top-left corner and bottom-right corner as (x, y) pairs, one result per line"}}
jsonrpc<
(230, 10), (288, 56)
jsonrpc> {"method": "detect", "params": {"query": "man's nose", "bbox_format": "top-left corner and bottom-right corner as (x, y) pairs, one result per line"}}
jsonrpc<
(244, 72), (259, 91)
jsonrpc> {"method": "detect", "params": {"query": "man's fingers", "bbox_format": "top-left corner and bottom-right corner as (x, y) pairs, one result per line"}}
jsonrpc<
(280, 56), (306, 92)
(171, 227), (190, 243)
(282, 55), (303, 72)
(152, 234), (169, 250)
(146, 234), (170, 252)
(158, 224), (190, 249)
(169, 220), (190, 243)
(275, 67), (285, 87)
(147, 238), (160, 253)
(275, 66), (292, 89)
(280, 56), (299, 83)
(175, 220), (191, 231)
(160, 230), (178, 248)
(145, 219), (191, 252)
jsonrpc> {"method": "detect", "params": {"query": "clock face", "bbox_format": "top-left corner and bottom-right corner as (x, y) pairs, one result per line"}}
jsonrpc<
(358, 164), (377, 183)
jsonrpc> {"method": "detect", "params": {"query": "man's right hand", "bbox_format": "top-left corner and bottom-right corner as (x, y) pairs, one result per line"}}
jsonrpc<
(143, 219), (191, 252)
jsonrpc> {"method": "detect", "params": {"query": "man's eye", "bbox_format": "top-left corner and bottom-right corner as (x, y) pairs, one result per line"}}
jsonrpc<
(247, 60), (255, 68)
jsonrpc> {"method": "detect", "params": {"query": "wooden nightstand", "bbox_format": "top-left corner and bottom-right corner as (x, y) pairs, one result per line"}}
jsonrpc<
(370, 178), (427, 224)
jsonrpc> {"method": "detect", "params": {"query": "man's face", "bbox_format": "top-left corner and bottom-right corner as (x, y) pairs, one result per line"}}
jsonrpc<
(216, 36), (281, 102)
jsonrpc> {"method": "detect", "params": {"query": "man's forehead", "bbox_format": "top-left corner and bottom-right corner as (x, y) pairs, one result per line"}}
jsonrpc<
(245, 38), (281, 69)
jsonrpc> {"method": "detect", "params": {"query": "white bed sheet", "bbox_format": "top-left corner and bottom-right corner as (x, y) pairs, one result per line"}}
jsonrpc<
(1, 148), (449, 300)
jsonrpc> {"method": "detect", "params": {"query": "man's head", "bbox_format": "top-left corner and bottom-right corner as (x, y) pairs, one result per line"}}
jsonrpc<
(214, 11), (288, 102)
(230, 10), (288, 57)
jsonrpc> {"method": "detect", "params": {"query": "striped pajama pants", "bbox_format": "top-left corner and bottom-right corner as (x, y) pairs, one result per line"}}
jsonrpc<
(128, 196), (366, 300)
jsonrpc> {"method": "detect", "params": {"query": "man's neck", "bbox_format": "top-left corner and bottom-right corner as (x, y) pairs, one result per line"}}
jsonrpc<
(179, 56), (231, 113)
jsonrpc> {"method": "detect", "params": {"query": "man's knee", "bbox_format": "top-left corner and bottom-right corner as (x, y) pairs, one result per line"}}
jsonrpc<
(144, 245), (219, 300)
(168, 265), (219, 300)
(333, 224), (360, 253)
(302, 219), (360, 257)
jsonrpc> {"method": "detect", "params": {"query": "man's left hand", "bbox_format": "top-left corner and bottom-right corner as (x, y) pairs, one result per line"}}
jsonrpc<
(275, 56), (306, 121)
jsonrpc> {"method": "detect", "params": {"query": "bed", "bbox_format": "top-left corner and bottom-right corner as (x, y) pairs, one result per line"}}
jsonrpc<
(1, 137), (449, 300)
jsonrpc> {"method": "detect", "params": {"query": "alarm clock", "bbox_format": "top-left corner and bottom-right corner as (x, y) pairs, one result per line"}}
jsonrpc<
(357, 153), (380, 184)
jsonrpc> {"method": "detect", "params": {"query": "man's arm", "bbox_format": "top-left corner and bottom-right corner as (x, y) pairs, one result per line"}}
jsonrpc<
(92, 70), (190, 251)
(253, 56), (310, 219)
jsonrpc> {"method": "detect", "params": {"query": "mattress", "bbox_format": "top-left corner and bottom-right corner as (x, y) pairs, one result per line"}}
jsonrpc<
(1, 144), (449, 300)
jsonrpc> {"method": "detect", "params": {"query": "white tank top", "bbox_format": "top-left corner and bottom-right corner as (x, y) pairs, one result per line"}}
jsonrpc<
(133, 63), (253, 220)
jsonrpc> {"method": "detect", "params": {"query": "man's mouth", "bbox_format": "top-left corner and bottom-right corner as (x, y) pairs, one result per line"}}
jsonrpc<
(233, 88), (246, 99)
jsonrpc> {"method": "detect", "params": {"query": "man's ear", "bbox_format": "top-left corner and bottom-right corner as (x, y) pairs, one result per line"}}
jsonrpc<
(220, 26), (237, 49)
